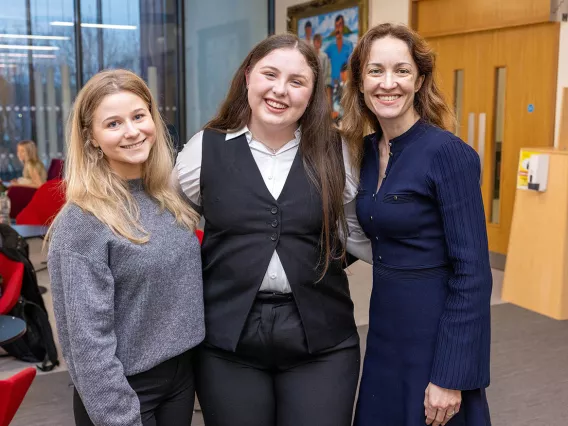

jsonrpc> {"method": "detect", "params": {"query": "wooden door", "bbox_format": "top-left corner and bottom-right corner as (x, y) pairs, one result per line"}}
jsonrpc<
(427, 23), (559, 254)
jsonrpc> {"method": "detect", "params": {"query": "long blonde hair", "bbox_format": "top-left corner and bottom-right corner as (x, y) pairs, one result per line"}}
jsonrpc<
(51, 69), (199, 244)
(341, 23), (455, 167)
(18, 140), (43, 166)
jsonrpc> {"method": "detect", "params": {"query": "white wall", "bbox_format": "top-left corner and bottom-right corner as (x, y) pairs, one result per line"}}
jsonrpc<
(275, 0), (409, 35)
(554, 23), (568, 147)
(185, 0), (268, 136)
(369, 0), (409, 26)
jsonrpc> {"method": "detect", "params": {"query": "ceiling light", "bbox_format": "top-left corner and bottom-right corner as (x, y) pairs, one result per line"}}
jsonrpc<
(0, 44), (59, 51)
(50, 21), (137, 30)
(0, 34), (70, 41)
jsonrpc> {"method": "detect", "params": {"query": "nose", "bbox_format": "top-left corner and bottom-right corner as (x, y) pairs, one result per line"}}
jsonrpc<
(380, 71), (397, 90)
(272, 79), (287, 96)
(124, 120), (140, 139)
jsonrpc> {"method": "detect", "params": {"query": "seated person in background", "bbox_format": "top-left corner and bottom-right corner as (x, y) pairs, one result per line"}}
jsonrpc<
(11, 140), (47, 188)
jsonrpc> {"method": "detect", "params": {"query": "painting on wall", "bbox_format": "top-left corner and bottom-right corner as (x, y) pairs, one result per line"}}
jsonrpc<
(288, 0), (368, 125)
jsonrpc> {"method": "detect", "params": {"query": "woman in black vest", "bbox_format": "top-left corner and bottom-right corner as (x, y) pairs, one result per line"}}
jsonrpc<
(175, 34), (371, 426)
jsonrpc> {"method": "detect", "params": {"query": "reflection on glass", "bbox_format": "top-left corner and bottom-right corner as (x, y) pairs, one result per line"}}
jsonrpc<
(0, 0), (78, 178)
(453, 69), (464, 137)
(491, 67), (506, 224)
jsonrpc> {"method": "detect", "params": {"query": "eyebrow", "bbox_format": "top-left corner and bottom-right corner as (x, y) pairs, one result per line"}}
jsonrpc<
(101, 108), (146, 124)
(260, 65), (309, 81)
(367, 62), (413, 68)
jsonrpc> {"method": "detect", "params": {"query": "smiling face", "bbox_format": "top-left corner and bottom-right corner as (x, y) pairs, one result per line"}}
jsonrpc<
(91, 91), (156, 179)
(245, 47), (314, 139)
(361, 36), (424, 128)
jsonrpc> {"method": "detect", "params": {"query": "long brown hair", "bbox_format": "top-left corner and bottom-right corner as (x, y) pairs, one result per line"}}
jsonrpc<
(206, 34), (347, 274)
(49, 69), (199, 244)
(342, 23), (455, 166)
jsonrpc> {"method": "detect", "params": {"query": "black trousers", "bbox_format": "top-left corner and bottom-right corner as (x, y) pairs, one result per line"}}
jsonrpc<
(195, 293), (361, 426)
(74, 350), (195, 426)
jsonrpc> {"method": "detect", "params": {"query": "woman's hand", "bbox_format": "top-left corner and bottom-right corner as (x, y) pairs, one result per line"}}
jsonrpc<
(424, 382), (461, 426)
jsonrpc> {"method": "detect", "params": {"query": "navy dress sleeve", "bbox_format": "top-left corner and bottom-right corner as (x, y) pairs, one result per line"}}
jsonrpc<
(427, 138), (492, 390)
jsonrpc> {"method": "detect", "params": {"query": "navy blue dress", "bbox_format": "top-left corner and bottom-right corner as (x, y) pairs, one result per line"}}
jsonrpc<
(355, 120), (492, 426)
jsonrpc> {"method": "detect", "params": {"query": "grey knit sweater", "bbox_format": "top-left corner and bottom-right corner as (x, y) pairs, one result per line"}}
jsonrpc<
(48, 180), (204, 426)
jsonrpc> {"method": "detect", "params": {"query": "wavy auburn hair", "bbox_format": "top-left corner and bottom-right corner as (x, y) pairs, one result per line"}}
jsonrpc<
(206, 33), (347, 275)
(342, 23), (455, 166)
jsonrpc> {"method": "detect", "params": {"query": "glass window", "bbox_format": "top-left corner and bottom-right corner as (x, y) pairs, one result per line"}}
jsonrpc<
(490, 67), (506, 224)
(0, 0), (77, 178)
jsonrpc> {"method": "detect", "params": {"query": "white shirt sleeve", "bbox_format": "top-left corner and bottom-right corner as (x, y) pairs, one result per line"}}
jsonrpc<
(342, 141), (373, 264)
(175, 130), (204, 206)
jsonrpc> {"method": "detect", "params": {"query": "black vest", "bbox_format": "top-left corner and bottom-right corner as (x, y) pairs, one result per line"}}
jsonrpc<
(200, 129), (356, 353)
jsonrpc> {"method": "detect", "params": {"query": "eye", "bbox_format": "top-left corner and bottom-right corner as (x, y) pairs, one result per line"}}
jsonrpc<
(290, 80), (303, 87)
(368, 68), (382, 75)
(134, 113), (144, 120)
(107, 121), (119, 128)
(264, 72), (276, 78)
(397, 68), (411, 74)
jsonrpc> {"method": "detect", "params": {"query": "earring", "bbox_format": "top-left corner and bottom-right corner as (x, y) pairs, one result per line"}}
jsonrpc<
(97, 147), (103, 159)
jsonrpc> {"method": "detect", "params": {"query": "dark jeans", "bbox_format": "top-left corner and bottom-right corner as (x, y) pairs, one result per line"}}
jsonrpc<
(196, 293), (360, 426)
(74, 350), (195, 426)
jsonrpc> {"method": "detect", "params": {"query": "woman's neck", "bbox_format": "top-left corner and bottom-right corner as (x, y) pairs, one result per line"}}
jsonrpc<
(378, 111), (420, 144)
(248, 117), (298, 152)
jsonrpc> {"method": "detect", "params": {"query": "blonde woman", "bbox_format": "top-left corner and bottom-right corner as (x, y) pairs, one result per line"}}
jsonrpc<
(11, 140), (47, 188)
(47, 69), (204, 426)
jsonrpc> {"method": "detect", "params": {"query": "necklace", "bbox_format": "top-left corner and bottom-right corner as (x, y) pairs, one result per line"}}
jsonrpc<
(250, 131), (283, 155)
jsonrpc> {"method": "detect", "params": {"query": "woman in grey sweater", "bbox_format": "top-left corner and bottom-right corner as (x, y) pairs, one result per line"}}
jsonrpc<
(47, 69), (204, 426)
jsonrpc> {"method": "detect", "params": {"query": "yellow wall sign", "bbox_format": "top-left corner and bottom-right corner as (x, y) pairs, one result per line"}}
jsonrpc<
(517, 150), (539, 189)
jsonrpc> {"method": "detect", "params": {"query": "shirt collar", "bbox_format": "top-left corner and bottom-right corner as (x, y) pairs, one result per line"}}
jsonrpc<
(373, 119), (427, 154)
(225, 125), (302, 146)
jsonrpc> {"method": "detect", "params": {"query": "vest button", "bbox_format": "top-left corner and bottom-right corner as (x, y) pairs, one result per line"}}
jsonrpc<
(270, 233), (278, 241)
(271, 207), (278, 214)
(271, 220), (278, 228)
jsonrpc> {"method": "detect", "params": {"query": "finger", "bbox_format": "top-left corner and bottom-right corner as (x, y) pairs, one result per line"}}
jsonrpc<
(433, 407), (446, 426)
(425, 407), (437, 425)
(441, 408), (456, 426)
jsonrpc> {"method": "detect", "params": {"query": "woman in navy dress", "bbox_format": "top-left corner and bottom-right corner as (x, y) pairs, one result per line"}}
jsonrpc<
(342, 24), (492, 426)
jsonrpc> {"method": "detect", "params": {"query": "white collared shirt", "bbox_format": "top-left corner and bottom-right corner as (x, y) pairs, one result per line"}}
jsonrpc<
(175, 126), (371, 293)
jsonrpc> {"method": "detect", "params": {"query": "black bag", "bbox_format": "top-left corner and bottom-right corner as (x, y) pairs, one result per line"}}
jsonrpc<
(2, 297), (59, 371)
(0, 224), (46, 311)
(0, 224), (59, 371)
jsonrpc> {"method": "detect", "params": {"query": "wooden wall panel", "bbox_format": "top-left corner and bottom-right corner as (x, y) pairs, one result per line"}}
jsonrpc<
(415, 0), (551, 37)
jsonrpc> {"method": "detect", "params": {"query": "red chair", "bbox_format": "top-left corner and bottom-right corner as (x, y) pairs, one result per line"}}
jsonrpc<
(7, 159), (64, 219)
(46, 159), (64, 181)
(16, 179), (66, 226)
(0, 368), (37, 426)
(0, 253), (25, 315)
(195, 229), (204, 245)
(7, 186), (36, 219)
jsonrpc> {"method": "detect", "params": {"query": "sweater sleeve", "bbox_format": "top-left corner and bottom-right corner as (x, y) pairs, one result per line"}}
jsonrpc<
(48, 249), (142, 426)
(427, 138), (492, 390)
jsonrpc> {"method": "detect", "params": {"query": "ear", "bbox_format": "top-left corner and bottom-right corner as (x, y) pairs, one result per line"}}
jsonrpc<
(415, 74), (425, 93)
(245, 68), (250, 88)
